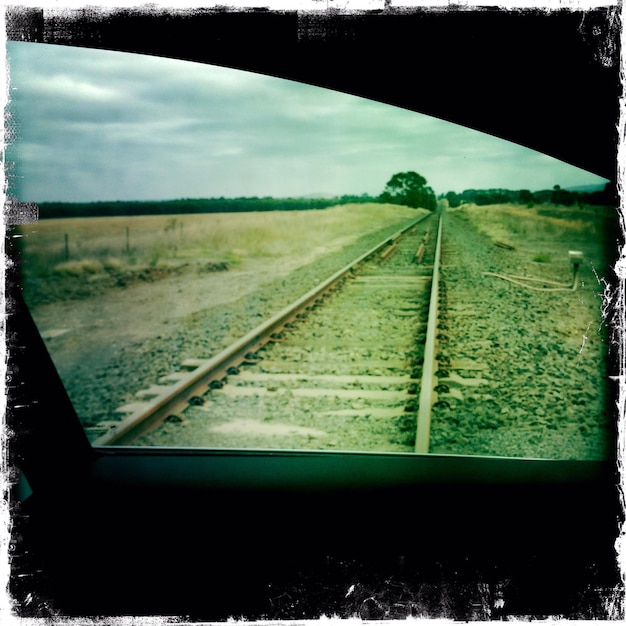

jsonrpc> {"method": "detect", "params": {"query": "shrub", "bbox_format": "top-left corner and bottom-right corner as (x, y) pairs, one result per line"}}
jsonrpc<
(532, 252), (552, 263)
(52, 258), (104, 276)
(103, 257), (124, 272)
(148, 251), (160, 267)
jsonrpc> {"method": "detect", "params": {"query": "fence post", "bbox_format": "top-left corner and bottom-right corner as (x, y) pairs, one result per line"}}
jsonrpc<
(64, 233), (69, 261)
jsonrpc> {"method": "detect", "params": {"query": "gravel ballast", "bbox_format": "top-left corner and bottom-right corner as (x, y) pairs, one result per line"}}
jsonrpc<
(429, 209), (615, 459)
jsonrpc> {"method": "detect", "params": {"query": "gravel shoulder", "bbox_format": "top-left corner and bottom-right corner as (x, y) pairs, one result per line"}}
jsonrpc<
(430, 208), (617, 459)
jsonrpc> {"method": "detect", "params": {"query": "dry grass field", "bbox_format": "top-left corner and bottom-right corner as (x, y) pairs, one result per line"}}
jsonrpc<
(18, 203), (425, 306)
(19, 203), (421, 277)
(454, 202), (613, 244)
(451, 202), (618, 284)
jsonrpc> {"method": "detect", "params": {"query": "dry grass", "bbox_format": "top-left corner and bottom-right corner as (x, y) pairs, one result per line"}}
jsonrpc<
(52, 258), (104, 276)
(18, 203), (424, 278)
(455, 203), (595, 244)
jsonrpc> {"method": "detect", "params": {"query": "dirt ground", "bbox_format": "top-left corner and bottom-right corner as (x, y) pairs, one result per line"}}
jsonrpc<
(30, 254), (322, 371)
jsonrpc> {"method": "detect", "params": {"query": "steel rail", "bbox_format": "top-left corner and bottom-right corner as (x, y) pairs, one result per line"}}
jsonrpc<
(414, 212), (444, 453)
(94, 214), (431, 446)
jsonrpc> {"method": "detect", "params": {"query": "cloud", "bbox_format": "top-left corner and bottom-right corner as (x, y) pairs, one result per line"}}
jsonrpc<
(7, 41), (608, 202)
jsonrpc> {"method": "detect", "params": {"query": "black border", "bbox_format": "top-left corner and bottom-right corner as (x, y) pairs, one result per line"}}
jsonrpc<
(5, 5), (624, 621)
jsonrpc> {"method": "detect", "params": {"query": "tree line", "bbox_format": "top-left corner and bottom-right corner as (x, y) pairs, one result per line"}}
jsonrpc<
(36, 194), (379, 219)
(32, 171), (613, 220)
(442, 182), (617, 208)
(35, 171), (438, 219)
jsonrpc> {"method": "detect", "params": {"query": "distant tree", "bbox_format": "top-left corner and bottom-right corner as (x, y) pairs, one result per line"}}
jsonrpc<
(379, 171), (436, 210)
(587, 181), (618, 206)
(472, 190), (511, 205)
(519, 189), (535, 204)
(551, 184), (576, 206)
(444, 191), (462, 208)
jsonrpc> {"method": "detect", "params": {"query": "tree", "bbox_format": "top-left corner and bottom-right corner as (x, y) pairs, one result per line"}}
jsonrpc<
(551, 184), (576, 206)
(444, 190), (462, 208)
(519, 189), (534, 205)
(379, 171), (436, 210)
(588, 181), (617, 206)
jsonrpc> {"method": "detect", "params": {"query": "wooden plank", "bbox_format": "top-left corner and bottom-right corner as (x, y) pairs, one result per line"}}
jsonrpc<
(245, 359), (409, 371)
(135, 384), (176, 399)
(438, 388), (464, 401)
(115, 402), (151, 414)
(353, 276), (430, 284)
(439, 372), (489, 387)
(234, 371), (411, 385)
(159, 372), (191, 384)
(217, 385), (409, 401)
(181, 358), (212, 369)
(318, 408), (403, 418)
(448, 359), (489, 371)
(381, 242), (398, 260)
(415, 242), (425, 263)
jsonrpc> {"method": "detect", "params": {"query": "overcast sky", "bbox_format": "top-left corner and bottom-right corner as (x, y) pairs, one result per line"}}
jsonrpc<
(6, 41), (609, 203)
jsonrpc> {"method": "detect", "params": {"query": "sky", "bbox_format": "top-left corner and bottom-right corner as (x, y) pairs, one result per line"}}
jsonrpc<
(6, 41), (609, 204)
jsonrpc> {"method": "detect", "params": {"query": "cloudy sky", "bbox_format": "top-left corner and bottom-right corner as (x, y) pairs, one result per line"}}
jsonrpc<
(6, 41), (608, 203)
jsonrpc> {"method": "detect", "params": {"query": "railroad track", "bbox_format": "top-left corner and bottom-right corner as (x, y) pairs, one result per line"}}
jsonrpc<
(93, 213), (444, 451)
(427, 212), (495, 453)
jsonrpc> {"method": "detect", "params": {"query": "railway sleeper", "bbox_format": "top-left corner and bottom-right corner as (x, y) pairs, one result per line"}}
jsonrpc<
(437, 371), (489, 387)
(253, 358), (409, 372)
(352, 275), (430, 284)
(135, 384), (176, 399)
(319, 407), (403, 419)
(232, 372), (411, 385)
(158, 372), (190, 384)
(446, 358), (488, 371)
(181, 358), (212, 369)
(380, 243), (398, 261)
(115, 402), (151, 415)
(216, 384), (410, 401)
(415, 243), (425, 264)
(92, 419), (127, 429)
(437, 388), (465, 402)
